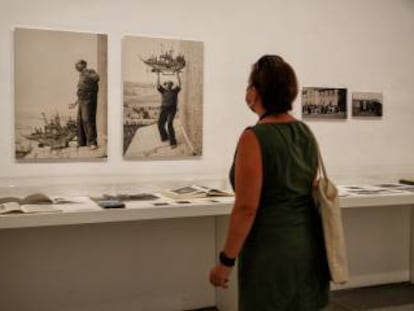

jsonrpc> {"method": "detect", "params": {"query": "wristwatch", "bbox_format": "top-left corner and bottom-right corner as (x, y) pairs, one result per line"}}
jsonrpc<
(219, 251), (236, 267)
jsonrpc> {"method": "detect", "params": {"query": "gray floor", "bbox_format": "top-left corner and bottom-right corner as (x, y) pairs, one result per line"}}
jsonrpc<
(191, 282), (414, 311)
(327, 282), (414, 310)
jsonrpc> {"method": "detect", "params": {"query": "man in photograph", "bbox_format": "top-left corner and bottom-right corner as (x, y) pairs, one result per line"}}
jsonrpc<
(69, 59), (100, 150)
(156, 70), (181, 148)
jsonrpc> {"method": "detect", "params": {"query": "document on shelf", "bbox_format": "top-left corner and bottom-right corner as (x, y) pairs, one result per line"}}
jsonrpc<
(0, 202), (62, 215)
(162, 185), (234, 200)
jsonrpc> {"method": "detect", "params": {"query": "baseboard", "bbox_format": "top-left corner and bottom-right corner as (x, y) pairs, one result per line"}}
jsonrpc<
(374, 305), (414, 311)
(331, 270), (410, 290)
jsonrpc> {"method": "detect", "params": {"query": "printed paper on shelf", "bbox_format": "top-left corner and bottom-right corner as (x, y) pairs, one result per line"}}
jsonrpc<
(162, 185), (234, 200)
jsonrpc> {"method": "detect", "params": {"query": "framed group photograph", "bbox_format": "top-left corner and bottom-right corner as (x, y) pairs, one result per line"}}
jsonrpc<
(14, 27), (108, 161)
(302, 87), (347, 120)
(122, 35), (204, 160)
(352, 92), (383, 118)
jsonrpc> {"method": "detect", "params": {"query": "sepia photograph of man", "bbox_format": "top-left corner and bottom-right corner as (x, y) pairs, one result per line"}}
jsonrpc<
(122, 35), (203, 160)
(14, 28), (107, 161)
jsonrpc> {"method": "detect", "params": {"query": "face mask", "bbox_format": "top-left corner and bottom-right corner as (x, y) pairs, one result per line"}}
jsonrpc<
(245, 86), (256, 112)
(247, 101), (256, 112)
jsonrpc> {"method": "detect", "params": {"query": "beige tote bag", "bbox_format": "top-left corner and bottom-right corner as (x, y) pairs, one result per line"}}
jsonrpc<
(313, 143), (349, 285)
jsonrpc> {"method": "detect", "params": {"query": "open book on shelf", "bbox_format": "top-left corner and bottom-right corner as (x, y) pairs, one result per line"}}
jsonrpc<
(162, 185), (234, 200)
(0, 193), (62, 215)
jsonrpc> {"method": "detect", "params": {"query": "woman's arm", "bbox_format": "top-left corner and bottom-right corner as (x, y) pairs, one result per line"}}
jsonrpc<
(222, 129), (262, 258)
(209, 129), (262, 288)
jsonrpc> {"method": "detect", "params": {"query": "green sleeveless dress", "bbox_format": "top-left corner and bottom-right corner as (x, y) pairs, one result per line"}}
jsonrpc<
(230, 121), (330, 311)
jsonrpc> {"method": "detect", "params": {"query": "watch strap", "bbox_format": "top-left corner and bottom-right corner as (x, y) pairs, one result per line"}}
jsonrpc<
(219, 251), (236, 267)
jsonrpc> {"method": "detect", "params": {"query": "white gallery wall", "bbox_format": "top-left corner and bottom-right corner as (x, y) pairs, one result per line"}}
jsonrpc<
(0, 0), (413, 185)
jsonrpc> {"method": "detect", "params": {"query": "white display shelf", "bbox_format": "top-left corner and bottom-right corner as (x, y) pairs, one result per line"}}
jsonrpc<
(340, 192), (414, 208)
(0, 196), (234, 229)
(1, 185), (414, 229)
(338, 184), (414, 208)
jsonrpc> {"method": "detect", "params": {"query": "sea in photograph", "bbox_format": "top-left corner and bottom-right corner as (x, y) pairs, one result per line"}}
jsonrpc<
(15, 109), (79, 159)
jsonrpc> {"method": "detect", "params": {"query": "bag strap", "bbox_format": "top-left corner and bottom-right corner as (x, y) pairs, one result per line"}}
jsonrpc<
(316, 142), (328, 180)
(301, 122), (328, 180)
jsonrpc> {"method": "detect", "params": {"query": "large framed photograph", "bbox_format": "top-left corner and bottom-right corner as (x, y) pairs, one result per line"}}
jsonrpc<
(352, 92), (383, 117)
(123, 35), (203, 159)
(14, 28), (108, 161)
(302, 87), (347, 120)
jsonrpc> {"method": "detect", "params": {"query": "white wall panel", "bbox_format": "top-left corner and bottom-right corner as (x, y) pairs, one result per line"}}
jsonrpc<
(0, 0), (412, 184)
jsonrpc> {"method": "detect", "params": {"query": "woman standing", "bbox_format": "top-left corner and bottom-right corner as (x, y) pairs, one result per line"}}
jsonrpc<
(209, 55), (330, 310)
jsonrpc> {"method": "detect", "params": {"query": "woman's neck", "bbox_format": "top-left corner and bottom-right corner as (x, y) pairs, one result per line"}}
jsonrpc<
(258, 112), (296, 123)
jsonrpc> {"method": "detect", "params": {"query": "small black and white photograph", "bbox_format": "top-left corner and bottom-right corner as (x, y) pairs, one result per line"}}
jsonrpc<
(123, 35), (203, 159)
(352, 92), (383, 117)
(14, 28), (108, 161)
(301, 87), (347, 120)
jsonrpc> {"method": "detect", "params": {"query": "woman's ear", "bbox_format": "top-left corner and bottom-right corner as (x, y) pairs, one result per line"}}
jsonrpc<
(251, 86), (258, 102)
(249, 86), (261, 106)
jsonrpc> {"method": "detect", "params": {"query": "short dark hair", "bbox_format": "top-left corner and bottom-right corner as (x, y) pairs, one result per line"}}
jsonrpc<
(248, 55), (298, 114)
(76, 59), (87, 67)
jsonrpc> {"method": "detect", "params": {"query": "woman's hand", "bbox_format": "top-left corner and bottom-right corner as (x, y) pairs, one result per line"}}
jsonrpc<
(209, 264), (233, 288)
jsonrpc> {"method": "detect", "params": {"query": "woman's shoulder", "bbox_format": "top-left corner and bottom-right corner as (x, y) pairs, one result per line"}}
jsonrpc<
(235, 128), (261, 157)
(238, 126), (258, 142)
